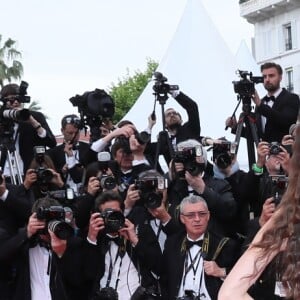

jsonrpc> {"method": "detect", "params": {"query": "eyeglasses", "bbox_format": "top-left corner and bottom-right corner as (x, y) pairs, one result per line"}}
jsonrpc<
(165, 111), (178, 117)
(4, 95), (20, 103)
(181, 211), (208, 220)
(63, 116), (81, 126)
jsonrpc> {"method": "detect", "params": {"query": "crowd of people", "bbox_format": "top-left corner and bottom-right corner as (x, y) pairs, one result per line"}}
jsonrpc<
(0, 61), (300, 300)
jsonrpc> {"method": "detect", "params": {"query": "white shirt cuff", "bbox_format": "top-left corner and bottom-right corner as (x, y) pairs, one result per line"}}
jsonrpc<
(87, 237), (97, 245)
(37, 128), (47, 138)
(91, 139), (108, 152)
(0, 189), (9, 201)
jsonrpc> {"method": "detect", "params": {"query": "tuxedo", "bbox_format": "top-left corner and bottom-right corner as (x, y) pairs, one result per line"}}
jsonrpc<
(255, 88), (299, 143)
(83, 224), (162, 298)
(47, 141), (97, 184)
(0, 110), (56, 174)
(161, 231), (239, 300)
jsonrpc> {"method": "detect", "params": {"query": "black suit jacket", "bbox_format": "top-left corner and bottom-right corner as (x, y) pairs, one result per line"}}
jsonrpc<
(0, 110), (57, 174)
(83, 224), (162, 298)
(256, 88), (299, 143)
(47, 141), (97, 184)
(161, 231), (239, 300)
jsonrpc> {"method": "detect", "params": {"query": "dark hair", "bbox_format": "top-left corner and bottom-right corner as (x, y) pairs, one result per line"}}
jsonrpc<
(260, 62), (283, 75)
(94, 190), (124, 211)
(31, 196), (61, 213)
(61, 114), (81, 129)
(117, 120), (134, 128)
(29, 154), (57, 170)
(0, 83), (19, 98)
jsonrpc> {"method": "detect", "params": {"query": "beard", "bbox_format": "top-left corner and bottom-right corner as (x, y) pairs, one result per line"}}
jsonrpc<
(167, 122), (181, 131)
(264, 82), (280, 93)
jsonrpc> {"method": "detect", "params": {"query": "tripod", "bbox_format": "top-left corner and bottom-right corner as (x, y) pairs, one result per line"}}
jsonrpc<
(229, 95), (259, 170)
(0, 129), (23, 185)
(153, 90), (175, 170)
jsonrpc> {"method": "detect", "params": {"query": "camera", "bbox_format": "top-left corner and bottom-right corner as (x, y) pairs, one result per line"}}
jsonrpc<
(176, 290), (201, 300)
(98, 174), (117, 190)
(93, 287), (118, 300)
(135, 130), (150, 145)
(48, 188), (75, 208)
(270, 175), (288, 206)
(212, 141), (237, 169)
(173, 145), (204, 176)
(135, 177), (165, 209)
(232, 70), (263, 98)
(152, 72), (179, 95)
(35, 167), (54, 185)
(269, 142), (282, 155)
(36, 206), (74, 239)
(99, 208), (125, 233)
(131, 285), (162, 300)
(69, 89), (115, 142)
(1, 108), (31, 122)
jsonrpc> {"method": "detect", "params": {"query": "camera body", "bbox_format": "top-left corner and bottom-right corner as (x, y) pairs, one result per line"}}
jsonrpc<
(98, 174), (117, 190)
(135, 130), (151, 145)
(152, 72), (179, 95)
(232, 70), (263, 98)
(99, 208), (125, 233)
(94, 287), (118, 300)
(212, 141), (237, 169)
(35, 167), (54, 185)
(135, 177), (165, 209)
(36, 206), (74, 239)
(270, 174), (288, 205)
(269, 142), (282, 155)
(173, 145), (204, 176)
(176, 290), (201, 300)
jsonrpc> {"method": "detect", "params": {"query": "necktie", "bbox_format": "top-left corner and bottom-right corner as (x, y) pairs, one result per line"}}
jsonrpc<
(265, 95), (275, 103)
(186, 239), (203, 249)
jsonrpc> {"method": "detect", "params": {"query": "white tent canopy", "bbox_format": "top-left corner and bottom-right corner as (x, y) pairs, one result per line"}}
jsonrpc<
(123, 0), (260, 169)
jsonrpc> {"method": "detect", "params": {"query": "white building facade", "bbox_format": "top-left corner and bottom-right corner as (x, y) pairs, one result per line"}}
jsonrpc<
(240, 0), (300, 95)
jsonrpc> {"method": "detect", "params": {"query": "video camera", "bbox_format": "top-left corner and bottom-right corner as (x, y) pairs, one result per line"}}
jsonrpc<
(152, 72), (179, 95)
(173, 145), (204, 176)
(232, 70), (263, 98)
(270, 174), (288, 206)
(69, 89), (115, 142)
(36, 206), (74, 239)
(97, 208), (125, 233)
(212, 141), (237, 169)
(135, 177), (166, 209)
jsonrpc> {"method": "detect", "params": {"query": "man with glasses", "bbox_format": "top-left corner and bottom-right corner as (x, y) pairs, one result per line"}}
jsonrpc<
(160, 195), (239, 300)
(0, 83), (56, 181)
(47, 114), (96, 195)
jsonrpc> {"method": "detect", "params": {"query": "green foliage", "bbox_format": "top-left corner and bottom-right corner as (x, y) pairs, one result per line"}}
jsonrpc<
(0, 35), (23, 87)
(108, 58), (158, 122)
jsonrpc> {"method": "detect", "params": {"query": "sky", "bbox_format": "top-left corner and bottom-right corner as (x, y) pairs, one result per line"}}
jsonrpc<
(0, 0), (254, 135)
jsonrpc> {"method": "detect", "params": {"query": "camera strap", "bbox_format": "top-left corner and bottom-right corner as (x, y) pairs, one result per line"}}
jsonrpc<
(182, 249), (202, 288)
(106, 245), (123, 290)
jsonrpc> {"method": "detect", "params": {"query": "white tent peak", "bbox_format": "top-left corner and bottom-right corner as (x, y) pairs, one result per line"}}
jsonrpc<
(122, 0), (255, 168)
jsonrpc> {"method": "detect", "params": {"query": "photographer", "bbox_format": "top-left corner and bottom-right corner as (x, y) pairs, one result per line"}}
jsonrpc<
(47, 114), (97, 195)
(168, 139), (236, 238)
(160, 195), (239, 300)
(0, 83), (56, 179)
(226, 62), (299, 143)
(0, 196), (86, 300)
(83, 191), (162, 300)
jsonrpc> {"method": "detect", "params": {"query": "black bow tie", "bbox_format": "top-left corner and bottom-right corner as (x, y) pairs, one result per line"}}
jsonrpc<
(186, 239), (203, 249)
(106, 235), (123, 246)
(265, 95), (275, 103)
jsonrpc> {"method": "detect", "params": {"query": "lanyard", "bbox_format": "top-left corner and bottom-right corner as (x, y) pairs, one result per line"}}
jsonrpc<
(183, 248), (202, 287)
(106, 244), (123, 290)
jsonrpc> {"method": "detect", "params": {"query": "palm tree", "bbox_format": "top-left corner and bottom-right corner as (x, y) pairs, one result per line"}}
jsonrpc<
(25, 100), (49, 119)
(0, 34), (23, 88)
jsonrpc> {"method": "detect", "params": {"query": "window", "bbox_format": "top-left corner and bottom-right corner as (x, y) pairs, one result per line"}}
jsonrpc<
(285, 68), (294, 92)
(284, 23), (293, 51)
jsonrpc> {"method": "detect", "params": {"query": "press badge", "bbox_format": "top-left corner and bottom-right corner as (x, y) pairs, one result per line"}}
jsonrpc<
(274, 281), (287, 297)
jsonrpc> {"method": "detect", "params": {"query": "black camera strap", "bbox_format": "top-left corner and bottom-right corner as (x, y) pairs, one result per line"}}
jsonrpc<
(182, 248), (202, 287)
(105, 245), (123, 290)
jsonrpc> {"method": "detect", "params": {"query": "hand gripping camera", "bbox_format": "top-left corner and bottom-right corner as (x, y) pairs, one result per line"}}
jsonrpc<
(173, 145), (205, 176)
(135, 177), (166, 209)
(99, 208), (125, 233)
(36, 206), (74, 239)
